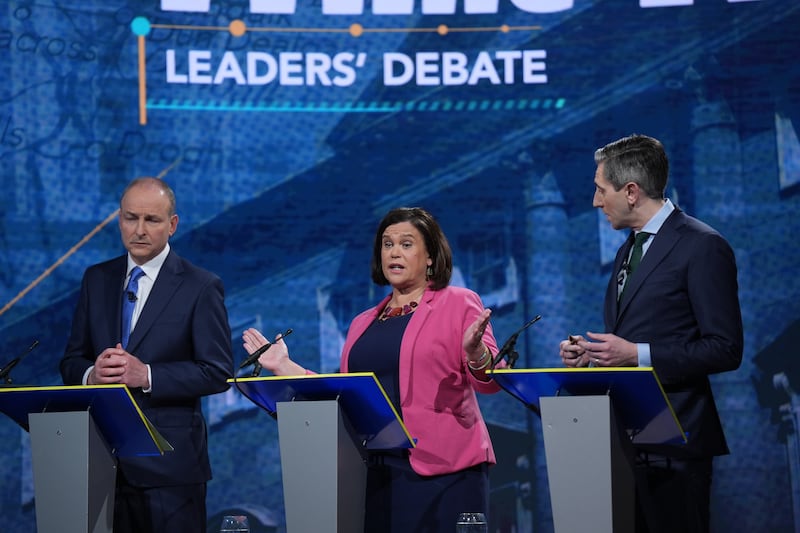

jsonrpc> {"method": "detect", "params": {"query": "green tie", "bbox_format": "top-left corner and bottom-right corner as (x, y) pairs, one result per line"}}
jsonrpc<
(620, 231), (651, 300)
(628, 231), (651, 274)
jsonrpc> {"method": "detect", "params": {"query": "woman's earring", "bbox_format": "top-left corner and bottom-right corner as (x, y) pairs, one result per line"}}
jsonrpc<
(426, 265), (433, 279)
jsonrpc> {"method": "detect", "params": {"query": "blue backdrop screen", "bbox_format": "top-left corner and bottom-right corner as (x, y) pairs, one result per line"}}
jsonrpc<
(1, 1), (799, 531)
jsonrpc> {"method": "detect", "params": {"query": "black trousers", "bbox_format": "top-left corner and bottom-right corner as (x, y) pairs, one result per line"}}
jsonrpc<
(113, 475), (207, 533)
(634, 453), (713, 533)
(364, 452), (489, 533)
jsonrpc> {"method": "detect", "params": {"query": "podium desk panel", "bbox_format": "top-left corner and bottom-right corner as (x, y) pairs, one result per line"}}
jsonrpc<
(230, 373), (415, 450)
(0, 385), (171, 456)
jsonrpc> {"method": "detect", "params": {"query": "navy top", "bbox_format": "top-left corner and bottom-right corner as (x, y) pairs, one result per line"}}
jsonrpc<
(347, 312), (412, 418)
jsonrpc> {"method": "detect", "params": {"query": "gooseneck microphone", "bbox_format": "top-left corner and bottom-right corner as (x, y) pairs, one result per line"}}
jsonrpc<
(492, 315), (542, 368)
(0, 339), (40, 384)
(239, 328), (293, 369)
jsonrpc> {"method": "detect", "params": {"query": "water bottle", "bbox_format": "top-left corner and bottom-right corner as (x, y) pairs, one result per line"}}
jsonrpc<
(456, 512), (488, 532)
(220, 515), (249, 533)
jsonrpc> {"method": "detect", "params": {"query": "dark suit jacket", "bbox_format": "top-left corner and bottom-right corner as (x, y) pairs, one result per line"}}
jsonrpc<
(604, 208), (743, 458)
(61, 249), (233, 487)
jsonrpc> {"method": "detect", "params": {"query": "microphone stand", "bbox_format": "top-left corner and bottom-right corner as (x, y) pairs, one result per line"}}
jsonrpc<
(238, 328), (293, 373)
(491, 315), (542, 369)
(231, 330), (292, 419)
(0, 340), (40, 385)
(488, 316), (543, 417)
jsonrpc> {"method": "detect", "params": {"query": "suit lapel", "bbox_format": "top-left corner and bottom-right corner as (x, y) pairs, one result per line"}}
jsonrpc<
(607, 232), (635, 323)
(397, 287), (434, 406)
(615, 210), (685, 322)
(401, 289), (431, 355)
(126, 251), (184, 352)
(109, 258), (128, 346)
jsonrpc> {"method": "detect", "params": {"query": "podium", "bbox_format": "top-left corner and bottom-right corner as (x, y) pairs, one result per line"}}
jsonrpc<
(230, 373), (415, 533)
(490, 367), (685, 533)
(0, 385), (172, 533)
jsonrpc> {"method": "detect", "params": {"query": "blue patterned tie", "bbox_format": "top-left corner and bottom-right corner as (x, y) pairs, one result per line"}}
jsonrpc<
(121, 267), (144, 348)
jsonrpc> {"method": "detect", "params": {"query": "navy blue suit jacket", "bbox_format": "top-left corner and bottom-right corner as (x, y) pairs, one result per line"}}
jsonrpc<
(61, 249), (233, 487)
(604, 208), (743, 458)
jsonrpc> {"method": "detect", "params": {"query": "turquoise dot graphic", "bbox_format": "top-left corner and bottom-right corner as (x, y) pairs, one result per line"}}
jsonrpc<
(131, 17), (151, 37)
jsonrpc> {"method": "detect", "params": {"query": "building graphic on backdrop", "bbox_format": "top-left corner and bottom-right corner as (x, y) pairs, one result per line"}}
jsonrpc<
(0, 0), (798, 531)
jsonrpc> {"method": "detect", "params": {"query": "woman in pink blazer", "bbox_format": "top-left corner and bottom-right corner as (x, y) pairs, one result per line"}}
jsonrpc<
(243, 207), (504, 532)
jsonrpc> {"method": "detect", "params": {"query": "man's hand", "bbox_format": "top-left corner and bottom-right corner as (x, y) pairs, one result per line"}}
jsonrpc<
(579, 332), (639, 367)
(559, 334), (588, 367)
(88, 343), (150, 389)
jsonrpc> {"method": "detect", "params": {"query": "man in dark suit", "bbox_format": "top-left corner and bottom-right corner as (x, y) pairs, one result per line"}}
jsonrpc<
(559, 134), (743, 533)
(61, 177), (233, 533)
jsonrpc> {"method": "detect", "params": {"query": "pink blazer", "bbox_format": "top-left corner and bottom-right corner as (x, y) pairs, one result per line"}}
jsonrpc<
(340, 285), (502, 476)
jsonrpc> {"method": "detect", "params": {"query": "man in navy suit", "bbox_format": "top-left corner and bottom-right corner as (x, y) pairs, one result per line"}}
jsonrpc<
(61, 177), (233, 533)
(559, 134), (743, 533)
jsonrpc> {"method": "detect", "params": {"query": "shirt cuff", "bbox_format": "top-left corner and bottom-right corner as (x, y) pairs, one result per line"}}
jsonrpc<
(637, 343), (652, 367)
(142, 364), (153, 393)
(81, 366), (93, 385)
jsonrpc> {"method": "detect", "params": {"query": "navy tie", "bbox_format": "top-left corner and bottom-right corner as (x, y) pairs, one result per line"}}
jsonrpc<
(121, 267), (144, 348)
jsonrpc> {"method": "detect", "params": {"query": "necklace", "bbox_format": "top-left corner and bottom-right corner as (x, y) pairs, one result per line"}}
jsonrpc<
(379, 300), (418, 321)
